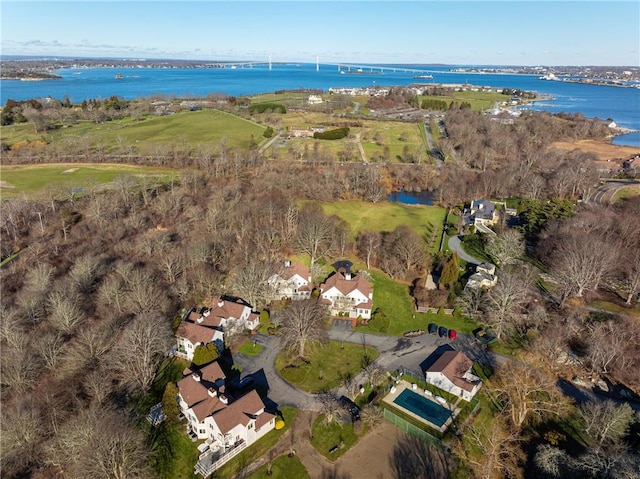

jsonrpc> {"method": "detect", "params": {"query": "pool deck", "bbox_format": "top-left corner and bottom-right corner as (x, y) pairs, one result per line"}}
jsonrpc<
(382, 380), (459, 433)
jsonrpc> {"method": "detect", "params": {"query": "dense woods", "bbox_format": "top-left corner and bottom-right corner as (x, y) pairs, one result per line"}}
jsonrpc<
(1, 95), (638, 478)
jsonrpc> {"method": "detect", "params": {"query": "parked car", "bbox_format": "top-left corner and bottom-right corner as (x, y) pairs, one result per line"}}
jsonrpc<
(448, 329), (457, 340)
(428, 323), (438, 335)
(438, 326), (448, 338)
(339, 395), (361, 421)
(473, 327), (497, 346)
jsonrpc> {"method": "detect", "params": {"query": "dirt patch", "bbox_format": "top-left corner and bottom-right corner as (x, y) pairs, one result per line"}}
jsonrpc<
(0, 181), (15, 189)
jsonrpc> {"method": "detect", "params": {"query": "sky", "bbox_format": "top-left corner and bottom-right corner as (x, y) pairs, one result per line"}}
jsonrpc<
(1, 1), (639, 66)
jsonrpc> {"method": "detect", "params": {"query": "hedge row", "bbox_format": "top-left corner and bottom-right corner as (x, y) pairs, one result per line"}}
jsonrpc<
(313, 127), (350, 140)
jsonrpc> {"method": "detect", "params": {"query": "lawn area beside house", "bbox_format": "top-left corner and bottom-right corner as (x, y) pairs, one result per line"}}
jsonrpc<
(357, 269), (477, 337)
(310, 415), (362, 460)
(247, 454), (310, 479)
(276, 341), (379, 393)
(214, 407), (298, 479)
(320, 200), (447, 254)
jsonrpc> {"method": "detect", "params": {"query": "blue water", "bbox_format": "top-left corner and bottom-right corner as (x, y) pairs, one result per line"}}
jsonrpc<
(393, 388), (452, 427)
(387, 190), (434, 205)
(2, 63), (639, 145)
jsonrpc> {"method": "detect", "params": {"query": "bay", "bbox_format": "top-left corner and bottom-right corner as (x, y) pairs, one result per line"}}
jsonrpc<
(1, 63), (638, 145)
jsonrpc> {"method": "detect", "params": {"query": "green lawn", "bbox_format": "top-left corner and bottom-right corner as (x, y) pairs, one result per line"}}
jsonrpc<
(214, 407), (298, 479)
(310, 415), (361, 459)
(237, 339), (264, 356)
(320, 200), (447, 253)
(0, 163), (178, 197)
(1, 108), (266, 152)
(247, 454), (309, 479)
(149, 422), (200, 479)
(418, 91), (509, 112)
(276, 341), (379, 393)
(356, 269), (478, 336)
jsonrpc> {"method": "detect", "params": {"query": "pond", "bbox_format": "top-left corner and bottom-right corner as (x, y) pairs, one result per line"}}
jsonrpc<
(387, 190), (434, 206)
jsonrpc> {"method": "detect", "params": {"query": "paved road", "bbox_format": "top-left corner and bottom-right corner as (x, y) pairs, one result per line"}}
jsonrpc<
(234, 333), (319, 411)
(447, 235), (482, 265)
(424, 121), (444, 166)
(587, 179), (639, 205)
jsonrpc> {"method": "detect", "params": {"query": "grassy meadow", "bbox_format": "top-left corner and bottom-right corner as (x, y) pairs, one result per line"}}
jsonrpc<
(320, 200), (447, 253)
(0, 163), (178, 197)
(418, 90), (509, 112)
(1, 109), (266, 152)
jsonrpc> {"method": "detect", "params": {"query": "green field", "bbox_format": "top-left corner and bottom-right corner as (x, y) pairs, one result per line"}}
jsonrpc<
(0, 163), (178, 197)
(1, 109), (266, 152)
(320, 200), (447, 253)
(418, 90), (509, 112)
(360, 269), (477, 337)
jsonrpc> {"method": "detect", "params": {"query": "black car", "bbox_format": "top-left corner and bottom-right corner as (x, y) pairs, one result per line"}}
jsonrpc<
(339, 395), (361, 421)
(428, 323), (438, 335)
(438, 326), (448, 338)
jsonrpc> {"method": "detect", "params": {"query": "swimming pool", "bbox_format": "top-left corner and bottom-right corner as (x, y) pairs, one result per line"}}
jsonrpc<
(392, 389), (452, 427)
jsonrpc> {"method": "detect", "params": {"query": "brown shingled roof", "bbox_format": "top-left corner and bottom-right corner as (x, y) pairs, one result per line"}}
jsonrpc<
(176, 321), (216, 345)
(211, 390), (266, 434)
(280, 263), (311, 281)
(320, 272), (373, 298)
(427, 350), (476, 392)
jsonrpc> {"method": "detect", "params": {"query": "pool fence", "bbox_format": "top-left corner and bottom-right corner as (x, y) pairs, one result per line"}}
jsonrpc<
(383, 408), (447, 451)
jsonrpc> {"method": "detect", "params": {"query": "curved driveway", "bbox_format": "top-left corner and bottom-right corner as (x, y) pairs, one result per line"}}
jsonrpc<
(448, 235), (482, 265)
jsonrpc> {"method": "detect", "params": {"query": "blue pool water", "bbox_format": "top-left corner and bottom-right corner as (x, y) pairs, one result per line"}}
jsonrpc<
(392, 389), (452, 427)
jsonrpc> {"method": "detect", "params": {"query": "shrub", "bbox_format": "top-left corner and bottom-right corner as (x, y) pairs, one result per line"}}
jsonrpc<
(313, 127), (350, 140)
(248, 103), (286, 114)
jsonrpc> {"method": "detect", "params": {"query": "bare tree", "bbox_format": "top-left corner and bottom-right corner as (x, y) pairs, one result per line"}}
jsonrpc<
(485, 229), (525, 266)
(295, 203), (335, 269)
(460, 415), (524, 479)
(357, 230), (381, 269)
(279, 299), (328, 359)
(228, 259), (276, 310)
(578, 400), (636, 450)
(110, 312), (172, 394)
(493, 361), (568, 429)
(48, 291), (85, 334)
(485, 270), (530, 340)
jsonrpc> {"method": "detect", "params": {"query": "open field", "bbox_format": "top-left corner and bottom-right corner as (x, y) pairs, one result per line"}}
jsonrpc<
(417, 90), (509, 111)
(320, 200), (447, 253)
(1, 109), (266, 152)
(550, 139), (639, 164)
(0, 163), (178, 197)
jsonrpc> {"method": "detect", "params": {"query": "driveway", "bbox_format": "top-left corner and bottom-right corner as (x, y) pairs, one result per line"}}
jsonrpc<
(234, 333), (319, 411)
(448, 235), (482, 265)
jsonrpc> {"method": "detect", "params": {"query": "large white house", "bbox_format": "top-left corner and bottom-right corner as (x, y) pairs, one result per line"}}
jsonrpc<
(319, 272), (373, 323)
(176, 298), (260, 358)
(267, 261), (312, 301)
(425, 350), (482, 402)
(465, 263), (498, 289)
(177, 361), (275, 456)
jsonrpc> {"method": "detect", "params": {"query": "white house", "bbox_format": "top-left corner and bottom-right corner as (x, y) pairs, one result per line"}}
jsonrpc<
(176, 361), (275, 469)
(176, 298), (259, 357)
(319, 272), (373, 323)
(425, 350), (482, 402)
(267, 261), (312, 301)
(465, 263), (498, 289)
(176, 318), (222, 361)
